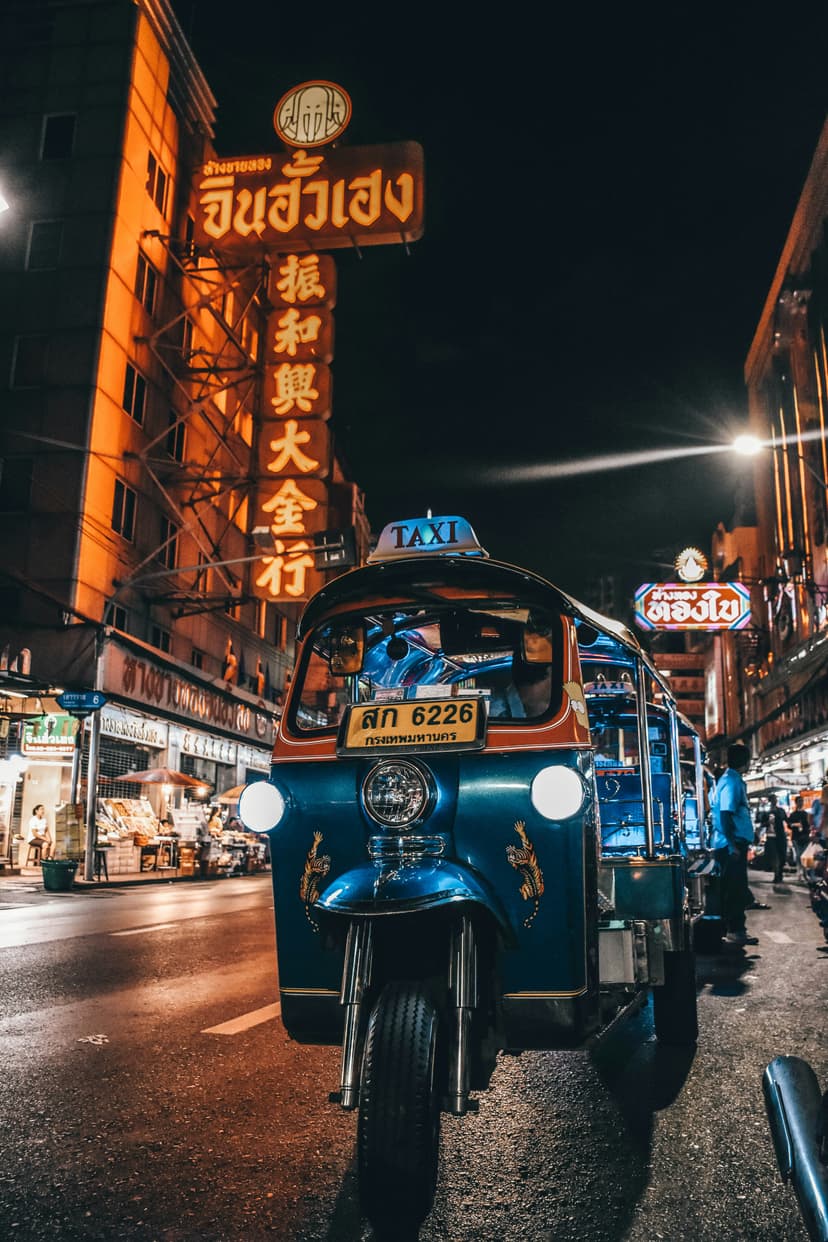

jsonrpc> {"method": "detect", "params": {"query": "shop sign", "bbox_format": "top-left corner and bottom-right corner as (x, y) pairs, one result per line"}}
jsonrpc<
(100, 707), (168, 749)
(273, 81), (352, 148)
(267, 305), (334, 364)
(257, 418), (331, 481)
(674, 547), (708, 583)
(193, 142), (425, 254)
(180, 730), (237, 765)
(269, 253), (337, 308)
(251, 475), (329, 605)
(238, 744), (271, 772)
(262, 357), (331, 419)
(634, 582), (751, 631)
(21, 714), (78, 757)
(103, 644), (274, 745)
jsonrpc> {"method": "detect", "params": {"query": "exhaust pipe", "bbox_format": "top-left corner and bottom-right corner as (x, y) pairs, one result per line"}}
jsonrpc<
(762, 1055), (828, 1242)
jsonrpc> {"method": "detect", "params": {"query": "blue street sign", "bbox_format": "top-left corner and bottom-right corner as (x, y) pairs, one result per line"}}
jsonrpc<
(55, 690), (108, 712)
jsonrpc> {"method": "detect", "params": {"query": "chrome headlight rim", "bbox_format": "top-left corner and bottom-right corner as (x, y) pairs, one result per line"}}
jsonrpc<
(361, 758), (435, 830)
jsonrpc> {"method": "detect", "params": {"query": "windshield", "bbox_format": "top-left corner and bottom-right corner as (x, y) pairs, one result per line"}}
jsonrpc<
(291, 602), (562, 733)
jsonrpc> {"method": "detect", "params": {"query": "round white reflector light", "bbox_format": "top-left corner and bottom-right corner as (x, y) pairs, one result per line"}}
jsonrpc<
(238, 781), (285, 833)
(530, 766), (585, 821)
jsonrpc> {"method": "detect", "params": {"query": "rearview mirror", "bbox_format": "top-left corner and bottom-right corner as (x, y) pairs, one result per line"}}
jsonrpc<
(522, 622), (553, 664)
(329, 624), (365, 675)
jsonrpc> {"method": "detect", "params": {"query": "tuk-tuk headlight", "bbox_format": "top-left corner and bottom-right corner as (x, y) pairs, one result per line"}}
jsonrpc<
(238, 780), (286, 833)
(362, 760), (433, 828)
(531, 766), (585, 821)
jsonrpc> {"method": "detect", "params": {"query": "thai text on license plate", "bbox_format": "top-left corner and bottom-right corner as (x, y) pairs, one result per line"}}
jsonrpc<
(337, 698), (486, 755)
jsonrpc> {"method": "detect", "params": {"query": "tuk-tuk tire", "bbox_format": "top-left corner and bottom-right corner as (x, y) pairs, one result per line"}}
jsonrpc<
(357, 981), (440, 1229)
(652, 949), (699, 1046)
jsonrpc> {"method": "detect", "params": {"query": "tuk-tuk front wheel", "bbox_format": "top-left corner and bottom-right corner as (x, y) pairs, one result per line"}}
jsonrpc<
(357, 981), (440, 1229)
(652, 948), (699, 1046)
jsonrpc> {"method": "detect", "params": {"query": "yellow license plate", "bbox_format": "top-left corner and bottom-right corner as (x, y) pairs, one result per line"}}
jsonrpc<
(337, 698), (486, 755)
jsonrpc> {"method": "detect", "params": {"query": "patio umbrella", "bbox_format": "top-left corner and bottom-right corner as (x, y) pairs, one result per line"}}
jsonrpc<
(112, 767), (208, 787)
(216, 784), (245, 804)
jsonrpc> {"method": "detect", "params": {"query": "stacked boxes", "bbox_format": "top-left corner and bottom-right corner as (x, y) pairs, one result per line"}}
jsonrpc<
(54, 803), (84, 860)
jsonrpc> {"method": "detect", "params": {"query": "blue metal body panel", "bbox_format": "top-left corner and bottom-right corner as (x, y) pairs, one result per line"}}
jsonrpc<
(266, 749), (596, 1004)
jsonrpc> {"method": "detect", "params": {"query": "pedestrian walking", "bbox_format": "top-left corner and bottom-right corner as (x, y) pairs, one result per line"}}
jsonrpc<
(710, 743), (759, 945)
(767, 793), (790, 885)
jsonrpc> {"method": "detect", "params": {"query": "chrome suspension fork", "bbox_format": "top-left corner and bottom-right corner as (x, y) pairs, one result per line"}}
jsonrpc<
(337, 920), (374, 1110)
(447, 913), (477, 1116)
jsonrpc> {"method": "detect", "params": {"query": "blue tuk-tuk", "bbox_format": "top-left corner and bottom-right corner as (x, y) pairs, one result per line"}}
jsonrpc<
(239, 515), (699, 1230)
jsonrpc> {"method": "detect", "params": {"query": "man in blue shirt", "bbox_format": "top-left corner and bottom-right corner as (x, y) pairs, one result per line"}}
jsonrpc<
(711, 742), (758, 945)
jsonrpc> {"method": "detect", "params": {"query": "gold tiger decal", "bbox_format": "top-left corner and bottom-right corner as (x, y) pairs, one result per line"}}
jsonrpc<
(299, 831), (331, 932)
(506, 820), (544, 928)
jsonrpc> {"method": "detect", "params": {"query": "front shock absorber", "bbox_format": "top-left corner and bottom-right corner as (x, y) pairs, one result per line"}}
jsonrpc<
(447, 913), (477, 1115)
(337, 921), (374, 1109)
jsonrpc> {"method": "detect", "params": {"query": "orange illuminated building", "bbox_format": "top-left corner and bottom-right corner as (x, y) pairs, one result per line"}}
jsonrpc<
(0, 0), (369, 868)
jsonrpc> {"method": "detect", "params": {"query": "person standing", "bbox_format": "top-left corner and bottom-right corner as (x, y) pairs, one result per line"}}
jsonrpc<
(26, 803), (53, 861)
(767, 793), (790, 885)
(788, 794), (811, 875)
(710, 743), (758, 945)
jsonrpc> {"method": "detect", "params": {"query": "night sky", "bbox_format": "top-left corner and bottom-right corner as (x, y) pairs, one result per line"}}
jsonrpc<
(171, 2), (827, 608)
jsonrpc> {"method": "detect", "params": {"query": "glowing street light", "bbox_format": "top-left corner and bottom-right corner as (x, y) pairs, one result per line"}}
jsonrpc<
(733, 434), (764, 456)
(732, 432), (828, 489)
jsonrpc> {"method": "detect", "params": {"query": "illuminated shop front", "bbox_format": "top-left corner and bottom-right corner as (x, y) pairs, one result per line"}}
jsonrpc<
(0, 627), (275, 877)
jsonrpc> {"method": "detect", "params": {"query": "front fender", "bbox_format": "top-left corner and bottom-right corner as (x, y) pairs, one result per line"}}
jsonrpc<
(316, 858), (514, 940)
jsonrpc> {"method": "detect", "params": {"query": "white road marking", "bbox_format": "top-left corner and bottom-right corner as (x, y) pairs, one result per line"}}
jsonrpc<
(202, 1001), (281, 1035)
(110, 923), (177, 936)
(763, 930), (794, 943)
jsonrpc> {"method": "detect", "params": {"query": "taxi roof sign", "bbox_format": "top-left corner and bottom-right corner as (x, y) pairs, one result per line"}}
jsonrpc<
(367, 516), (488, 563)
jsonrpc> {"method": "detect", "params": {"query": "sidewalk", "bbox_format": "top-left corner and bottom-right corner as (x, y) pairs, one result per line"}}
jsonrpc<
(0, 861), (269, 898)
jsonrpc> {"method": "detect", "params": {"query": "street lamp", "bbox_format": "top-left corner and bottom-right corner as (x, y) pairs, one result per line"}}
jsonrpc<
(733, 432), (828, 489)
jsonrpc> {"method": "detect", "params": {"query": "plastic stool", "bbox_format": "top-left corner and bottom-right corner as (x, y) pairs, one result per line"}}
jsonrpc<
(26, 841), (43, 866)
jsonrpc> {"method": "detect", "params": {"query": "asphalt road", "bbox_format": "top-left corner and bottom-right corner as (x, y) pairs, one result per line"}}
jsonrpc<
(0, 869), (825, 1241)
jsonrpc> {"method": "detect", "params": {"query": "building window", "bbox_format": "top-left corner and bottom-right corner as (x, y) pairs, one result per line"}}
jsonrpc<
(105, 603), (129, 631)
(195, 553), (211, 593)
(112, 479), (136, 541)
(191, 647), (205, 669)
(11, 335), (48, 387)
(150, 624), (171, 653)
(234, 406), (253, 445)
(183, 213), (195, 255)
(135, 253), (158, 314)
(256, 600), (268, 640)
(122, 362), (146, 424)
(240, 315), (259, 361)
(27, 220), (63, 269)
(158, 516), (178, 569)
(0, 457), (33, 511)
(146, 150), (168, 216)
(166, 411), (185, 462)
(41, 113), (75, 160)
